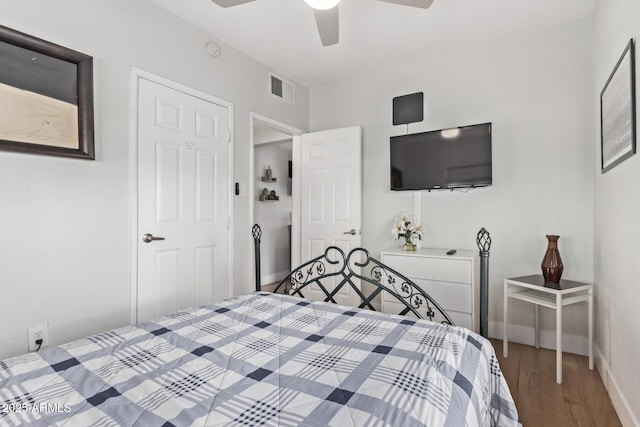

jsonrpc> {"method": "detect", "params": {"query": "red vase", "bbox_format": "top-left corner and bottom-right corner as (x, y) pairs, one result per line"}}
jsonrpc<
(541, 235), (563, 283)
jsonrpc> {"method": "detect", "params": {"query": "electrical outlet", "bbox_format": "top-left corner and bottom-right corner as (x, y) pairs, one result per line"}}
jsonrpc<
(27, 323), (49, 352)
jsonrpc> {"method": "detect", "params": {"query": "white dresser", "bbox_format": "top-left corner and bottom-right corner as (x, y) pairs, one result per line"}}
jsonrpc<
(379, 248), (480, 332)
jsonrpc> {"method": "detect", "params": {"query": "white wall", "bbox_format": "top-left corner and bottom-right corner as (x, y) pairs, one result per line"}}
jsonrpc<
(254, 143), (292, 284)
(310, 19), (594, 346)
(0, 0), (308, 360)
(593, 0), (640, 424)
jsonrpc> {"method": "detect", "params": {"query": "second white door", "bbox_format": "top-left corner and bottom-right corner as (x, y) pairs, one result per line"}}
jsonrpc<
(299, 126), (362, 306)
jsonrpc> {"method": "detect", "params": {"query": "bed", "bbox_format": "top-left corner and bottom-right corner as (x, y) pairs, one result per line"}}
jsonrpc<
(1, 247), (520, 426)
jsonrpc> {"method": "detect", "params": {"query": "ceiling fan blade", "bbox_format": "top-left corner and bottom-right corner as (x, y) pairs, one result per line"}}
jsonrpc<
(377, 0), (433, 9)
(211, 0), (255, 7)
(313, 7), (339, 47)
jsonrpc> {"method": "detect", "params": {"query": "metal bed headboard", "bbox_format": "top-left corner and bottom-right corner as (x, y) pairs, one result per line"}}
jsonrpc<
(251, 224), (491, 332)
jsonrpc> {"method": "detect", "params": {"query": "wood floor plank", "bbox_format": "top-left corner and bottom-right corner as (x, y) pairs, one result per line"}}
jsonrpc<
(489, 339), (621, 426)
(562, 353), (594, 426)
(575, 355), (622, 427)
(562, 353), (586, 406)
(538, 346), (571, 426)
(515, 344), (542, 427)
(566, 401), (596, 427)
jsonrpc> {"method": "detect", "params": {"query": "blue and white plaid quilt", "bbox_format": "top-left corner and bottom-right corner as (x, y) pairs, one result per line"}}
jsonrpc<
(0, 292), (520, 426)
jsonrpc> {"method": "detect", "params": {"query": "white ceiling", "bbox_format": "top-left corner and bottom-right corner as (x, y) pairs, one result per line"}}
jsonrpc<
(152, 0), (596, 88)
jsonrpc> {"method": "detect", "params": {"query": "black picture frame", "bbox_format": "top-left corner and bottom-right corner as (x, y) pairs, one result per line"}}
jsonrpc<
(600, 39), (636, 173)
(0, 25), (94, 160)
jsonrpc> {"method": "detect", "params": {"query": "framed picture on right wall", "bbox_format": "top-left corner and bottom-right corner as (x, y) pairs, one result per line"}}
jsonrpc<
(600, 38), (636, 173)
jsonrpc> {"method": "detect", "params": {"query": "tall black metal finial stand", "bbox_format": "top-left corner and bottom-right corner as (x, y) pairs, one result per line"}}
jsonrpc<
(252, 224), (262, 292)
(476, 228), (492, 338)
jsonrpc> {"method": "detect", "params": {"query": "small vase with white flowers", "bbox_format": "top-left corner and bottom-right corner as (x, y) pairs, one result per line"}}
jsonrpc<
(391, 212), (425, 251)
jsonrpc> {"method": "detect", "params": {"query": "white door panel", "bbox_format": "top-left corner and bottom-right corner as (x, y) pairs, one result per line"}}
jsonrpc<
(300, 126), (361, 307)
(137, 78), (229, 322)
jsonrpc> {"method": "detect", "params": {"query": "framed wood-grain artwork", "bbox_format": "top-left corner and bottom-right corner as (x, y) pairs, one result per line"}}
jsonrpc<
(600, 39), (636, 173)
(0, 25), (94, 159)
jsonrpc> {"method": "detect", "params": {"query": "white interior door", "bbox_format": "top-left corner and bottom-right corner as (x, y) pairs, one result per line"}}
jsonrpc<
(137, 78), (230, 322)
(299, 126), (361, 306)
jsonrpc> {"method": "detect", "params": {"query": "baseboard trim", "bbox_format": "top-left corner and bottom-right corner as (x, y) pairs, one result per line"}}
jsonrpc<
(488, 320), (589, 356)
(595, 345), (640, 427)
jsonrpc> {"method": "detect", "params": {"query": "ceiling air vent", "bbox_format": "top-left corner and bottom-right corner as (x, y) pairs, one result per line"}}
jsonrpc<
(269, 72), (295, 105)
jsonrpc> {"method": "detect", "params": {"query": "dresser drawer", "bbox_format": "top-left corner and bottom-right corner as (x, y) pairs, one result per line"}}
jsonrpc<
(381, 300), (472, 330)
(383, 279), (471, 313)
(379, 248), (479, 333)
(382, 254), (472, 284)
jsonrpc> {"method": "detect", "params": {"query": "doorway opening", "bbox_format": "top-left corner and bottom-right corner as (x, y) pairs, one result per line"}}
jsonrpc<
(249, 113), (303, 291)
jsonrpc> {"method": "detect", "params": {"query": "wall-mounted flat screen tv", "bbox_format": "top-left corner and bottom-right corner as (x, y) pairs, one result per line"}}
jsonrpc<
(390, 122), (492, 191)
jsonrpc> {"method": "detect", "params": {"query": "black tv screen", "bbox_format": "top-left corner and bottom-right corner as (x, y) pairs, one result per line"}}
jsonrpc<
(390, 122), (492, 191)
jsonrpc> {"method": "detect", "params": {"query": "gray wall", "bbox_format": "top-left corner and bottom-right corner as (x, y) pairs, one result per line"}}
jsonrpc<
(593, 0), (640, 423)
(310, 19), (594, 351)
(0, 0), (309, 359)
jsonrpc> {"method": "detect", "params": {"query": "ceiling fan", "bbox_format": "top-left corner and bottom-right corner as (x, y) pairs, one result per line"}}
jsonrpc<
(211, 0), (433, 47)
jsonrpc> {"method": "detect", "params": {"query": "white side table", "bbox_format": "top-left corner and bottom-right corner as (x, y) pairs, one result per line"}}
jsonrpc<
(503, 275), (593, 384)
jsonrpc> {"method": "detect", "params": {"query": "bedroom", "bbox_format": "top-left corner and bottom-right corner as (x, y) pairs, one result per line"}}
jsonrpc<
(0, 0), (638, 425)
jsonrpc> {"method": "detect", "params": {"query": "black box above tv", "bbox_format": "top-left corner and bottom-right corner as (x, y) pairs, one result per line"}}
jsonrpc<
(390, 122), (492, 191)
(392, 92), (423, 125)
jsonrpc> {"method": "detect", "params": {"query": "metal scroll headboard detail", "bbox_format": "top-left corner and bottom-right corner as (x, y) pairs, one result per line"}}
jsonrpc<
(272, 246), (455, 325)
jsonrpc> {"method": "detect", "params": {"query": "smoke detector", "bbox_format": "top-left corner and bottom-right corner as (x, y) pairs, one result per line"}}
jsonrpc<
(206, 41), (220, 57)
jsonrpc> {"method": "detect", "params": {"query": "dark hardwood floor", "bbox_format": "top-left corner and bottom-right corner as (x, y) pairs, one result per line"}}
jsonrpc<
(489, 339), (621, 426)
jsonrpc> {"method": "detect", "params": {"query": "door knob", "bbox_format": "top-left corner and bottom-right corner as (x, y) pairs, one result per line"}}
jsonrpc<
(142, 233), (166, 243)
(343, 229), (357, 235)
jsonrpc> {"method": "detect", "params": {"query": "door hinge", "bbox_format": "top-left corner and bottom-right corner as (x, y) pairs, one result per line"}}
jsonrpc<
(227, 216), (231, 230)
(227, 130), (231, 143)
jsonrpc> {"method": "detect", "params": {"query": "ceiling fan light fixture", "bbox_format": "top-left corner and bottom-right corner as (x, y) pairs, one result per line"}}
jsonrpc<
(304, 0), (340, 10)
